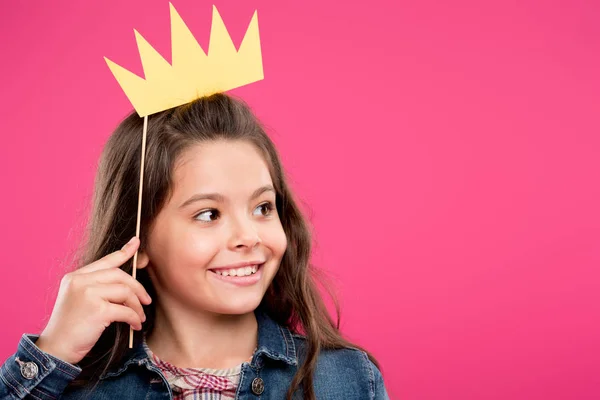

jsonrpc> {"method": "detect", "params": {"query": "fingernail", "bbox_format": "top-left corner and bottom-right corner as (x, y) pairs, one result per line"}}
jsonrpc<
(122, 237), (136, 250)
(142, 313), (146, 322)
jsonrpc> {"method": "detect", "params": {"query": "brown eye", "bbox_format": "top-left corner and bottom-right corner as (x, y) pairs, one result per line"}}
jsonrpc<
(194, 209), (220, 222)
(253, 202), (274, 217)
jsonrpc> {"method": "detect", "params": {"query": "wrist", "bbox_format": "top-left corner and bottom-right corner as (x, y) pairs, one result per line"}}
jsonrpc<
(35, 335), (78, 365)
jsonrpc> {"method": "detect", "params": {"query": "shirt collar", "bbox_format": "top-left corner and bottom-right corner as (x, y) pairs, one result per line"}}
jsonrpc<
(254, 306), (298, 366)
(99, 307), (297, 380)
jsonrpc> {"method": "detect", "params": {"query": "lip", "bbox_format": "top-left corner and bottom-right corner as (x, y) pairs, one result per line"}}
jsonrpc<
(209, 260), (266, 272)
(208, 263), (264, 287)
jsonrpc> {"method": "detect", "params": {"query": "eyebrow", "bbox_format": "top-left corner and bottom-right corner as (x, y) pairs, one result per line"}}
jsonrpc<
(178, 185), (276, 209)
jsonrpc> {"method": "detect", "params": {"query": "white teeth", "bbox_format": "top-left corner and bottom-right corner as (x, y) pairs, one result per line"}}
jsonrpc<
(214, 265), (260, 277)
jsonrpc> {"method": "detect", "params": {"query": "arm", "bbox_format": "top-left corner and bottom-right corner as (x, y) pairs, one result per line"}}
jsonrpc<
(0, 334), (81, 399)
(368, 358), (391, 400)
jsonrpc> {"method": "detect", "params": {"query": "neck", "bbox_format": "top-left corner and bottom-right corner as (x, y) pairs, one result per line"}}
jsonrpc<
(145, 298), (258, 369)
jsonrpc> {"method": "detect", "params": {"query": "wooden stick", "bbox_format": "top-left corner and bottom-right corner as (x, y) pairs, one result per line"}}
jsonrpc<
(129, 114), (149, 348)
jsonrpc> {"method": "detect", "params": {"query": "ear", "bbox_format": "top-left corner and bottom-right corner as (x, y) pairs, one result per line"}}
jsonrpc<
(136, 250), (150, 269)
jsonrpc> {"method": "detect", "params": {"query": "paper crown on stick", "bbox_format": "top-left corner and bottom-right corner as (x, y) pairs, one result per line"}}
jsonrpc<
(104, 3), (264, 348)
(104, 3), (264, 117)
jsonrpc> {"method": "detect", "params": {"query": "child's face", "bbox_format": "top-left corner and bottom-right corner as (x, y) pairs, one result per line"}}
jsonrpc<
(140, 140), (288, 315)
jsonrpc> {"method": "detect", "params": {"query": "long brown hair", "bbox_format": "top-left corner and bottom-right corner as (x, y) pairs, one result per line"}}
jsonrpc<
(67, 93), (381, 399)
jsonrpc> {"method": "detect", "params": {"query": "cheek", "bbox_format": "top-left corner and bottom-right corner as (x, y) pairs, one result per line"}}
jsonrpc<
(264, 224), (288, 258)
(150, 224), (221, 272)
(175, 230), (222, 268)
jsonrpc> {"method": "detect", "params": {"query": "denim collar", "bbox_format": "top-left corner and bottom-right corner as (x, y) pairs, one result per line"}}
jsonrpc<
(99, 307), (297, 380)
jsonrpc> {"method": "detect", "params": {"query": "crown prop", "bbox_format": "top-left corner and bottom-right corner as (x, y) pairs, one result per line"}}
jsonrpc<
(104, 3), (264, 347)
(105, 3), (264, 117)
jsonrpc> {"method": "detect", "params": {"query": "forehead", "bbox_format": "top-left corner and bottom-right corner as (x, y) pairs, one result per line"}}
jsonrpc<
(172, 140), (273, 197)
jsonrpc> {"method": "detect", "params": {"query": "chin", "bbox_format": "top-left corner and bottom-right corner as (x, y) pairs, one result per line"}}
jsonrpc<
(208, 296), (264, 316)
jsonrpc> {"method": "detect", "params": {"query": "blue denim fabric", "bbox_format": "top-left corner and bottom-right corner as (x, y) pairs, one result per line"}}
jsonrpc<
(0, 309), (389, 399)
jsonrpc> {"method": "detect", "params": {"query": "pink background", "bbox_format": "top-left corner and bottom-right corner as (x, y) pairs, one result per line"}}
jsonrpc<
(1, 0), (599, 398)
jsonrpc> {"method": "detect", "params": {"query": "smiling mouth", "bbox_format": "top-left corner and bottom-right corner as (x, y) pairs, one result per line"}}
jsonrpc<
(209, 263), (264, 277)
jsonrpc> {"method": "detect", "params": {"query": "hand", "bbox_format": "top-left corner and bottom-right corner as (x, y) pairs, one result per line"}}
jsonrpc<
(35, 237), (152, 365)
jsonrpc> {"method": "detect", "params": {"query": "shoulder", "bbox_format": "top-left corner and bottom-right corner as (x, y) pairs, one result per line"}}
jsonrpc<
(291, 334), (386, 399)
(291, 332), (376, 367)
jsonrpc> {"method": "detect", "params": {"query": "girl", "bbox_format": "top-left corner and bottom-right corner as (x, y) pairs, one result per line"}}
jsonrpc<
(0, 94), (389, 399)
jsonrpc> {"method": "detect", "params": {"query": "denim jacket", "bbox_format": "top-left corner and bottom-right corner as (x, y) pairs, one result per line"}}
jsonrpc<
(0, 309), (389, 399)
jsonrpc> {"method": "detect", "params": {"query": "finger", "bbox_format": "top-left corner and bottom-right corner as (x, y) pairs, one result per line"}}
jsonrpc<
(83, 268), (152, 305)
(79, 237), (140, 274)
(95, 284), (146, 324)
(105, 303), (144, 330)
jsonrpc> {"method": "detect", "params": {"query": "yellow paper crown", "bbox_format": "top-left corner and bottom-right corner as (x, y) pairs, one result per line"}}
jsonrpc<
(104, 3), (263, 117)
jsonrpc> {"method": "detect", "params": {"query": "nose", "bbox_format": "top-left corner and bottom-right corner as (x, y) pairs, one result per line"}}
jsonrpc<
(228, 214), (262, 250)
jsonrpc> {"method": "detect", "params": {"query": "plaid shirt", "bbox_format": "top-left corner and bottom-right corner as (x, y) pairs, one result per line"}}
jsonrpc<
(142, 339), (248, 400)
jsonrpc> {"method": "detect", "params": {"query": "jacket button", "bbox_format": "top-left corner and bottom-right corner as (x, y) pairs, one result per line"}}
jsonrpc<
(20, 361), (39, 380)
(251, 377), (265, 395)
